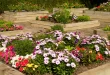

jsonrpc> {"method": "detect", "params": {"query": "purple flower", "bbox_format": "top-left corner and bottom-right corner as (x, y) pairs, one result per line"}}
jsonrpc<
(66, 63), (70, 67)
(95, 45), (99, 51)
(71, 62), (76, 68)
(64, 58), (69, 62)
(44, 60), (49, 64)
(43, 53), (48, 57)
(56, 60), (60, 65)
(44, 57), (49, 61)
(52, 59), (56, 63)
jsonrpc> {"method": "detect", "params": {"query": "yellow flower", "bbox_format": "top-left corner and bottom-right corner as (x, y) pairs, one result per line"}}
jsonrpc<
(34, 65), (38, 68)
(33, 68), (35, 71)
(27, 64), (33, 67)
(89, 50), (92, 54)
(23, 67), (26, 70)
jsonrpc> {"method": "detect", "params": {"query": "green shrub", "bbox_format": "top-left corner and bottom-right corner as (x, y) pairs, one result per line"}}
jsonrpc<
(103, 25), (110, 31)
(0, 20), (13, 28)
(76, 15), (90, 22)
(8, 39), (35, 56)
(51, 25), (64, 32)
(53, 9), (70, 24)
(8, 1), (39, 11)
(108, 35), (110, 40)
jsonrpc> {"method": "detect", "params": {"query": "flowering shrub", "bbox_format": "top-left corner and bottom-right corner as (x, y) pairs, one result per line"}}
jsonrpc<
(95, 2), (110, 12)
(0, 20), (23, 32)
(0, 30), (109, 75)
(52, 9), (70, 24)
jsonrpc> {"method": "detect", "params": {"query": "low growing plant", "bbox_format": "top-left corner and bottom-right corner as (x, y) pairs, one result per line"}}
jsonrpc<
(8, 39), (35, 56)
(76, 15), (90, 22)
(51, 25), (64, 32)
(103, 25), (110, 31)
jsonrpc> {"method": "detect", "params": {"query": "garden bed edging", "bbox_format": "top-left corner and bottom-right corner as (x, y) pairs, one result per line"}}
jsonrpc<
(2, 11), (49, 23)
(30, 20), (100, 31)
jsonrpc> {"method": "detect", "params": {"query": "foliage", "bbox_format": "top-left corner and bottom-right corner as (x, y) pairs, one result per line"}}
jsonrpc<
(53, 9), (70, 24)
(33, 54), (52, 75)
(8, 1), (39, 11)
(51, 25), (64, 32)
(103, 25), (110, 31)
(95, 2), (110, 12)
(0, 20), (23, 31)
(59, 2), (85, 8)
(108, 35), (110, 40)
(8, 39), (35, 56)
(76, 15), (90, 22)
(34, 33), (54, 40)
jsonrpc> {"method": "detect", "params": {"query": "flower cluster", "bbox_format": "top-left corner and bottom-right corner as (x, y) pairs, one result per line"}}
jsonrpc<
(36, 15), (48, 21)
(0, 20), (23, 32)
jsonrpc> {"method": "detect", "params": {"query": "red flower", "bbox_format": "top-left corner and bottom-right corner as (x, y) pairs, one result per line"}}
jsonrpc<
(97, 6), (100, 9)
(20, 59), (29, 67)
(19, 67), (23, 72)
(0, 51), (3, 57)
(23, 59), (28, 65)
(96, 52), (104, 60)
(16, 62), (20, 67)
(18, 57), (22, 61)
(76, 47), (86, 51)
(76, 47), (81, 51)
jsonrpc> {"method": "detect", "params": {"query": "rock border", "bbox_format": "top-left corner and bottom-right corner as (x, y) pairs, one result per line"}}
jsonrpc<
(84, 10), (110, 22)
(30, 20), (100, 32)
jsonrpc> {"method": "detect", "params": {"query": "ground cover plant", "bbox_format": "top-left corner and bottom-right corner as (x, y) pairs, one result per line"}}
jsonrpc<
(0, 20), (23, 32)
(103, 25), (110, 31)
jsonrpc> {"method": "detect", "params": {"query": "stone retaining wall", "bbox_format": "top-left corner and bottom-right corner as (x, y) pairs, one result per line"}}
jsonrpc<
(0, 61), (110, 75)
(84, 10), (110, 23)
(2, 11), (49, 23)
(78, 63), (110, 75)
(0, 62), (24, 75)
(53, 8), (88, 16)
(30, 20), (100, 31)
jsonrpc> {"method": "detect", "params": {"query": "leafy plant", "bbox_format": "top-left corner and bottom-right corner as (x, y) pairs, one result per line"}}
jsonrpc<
(95, 2), (110, 12)
(8, 39), (35, 56)
(8, 1), (39, 11)
(103, 25), (110, 31)
(53, 9), (70, 24)
(76, 15), (90, 22)
(34, 33), (54, 40)
(108, 34), (110, 40)
(51, 25), (64, 32)
(33, 54), (52, 75)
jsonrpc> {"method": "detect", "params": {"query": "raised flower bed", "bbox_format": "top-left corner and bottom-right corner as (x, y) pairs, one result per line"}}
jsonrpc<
(2, 1), (49, 23)
(84, 2), (110, 22)
(0, 30), (110, 75)
(35, 9), (100, 31)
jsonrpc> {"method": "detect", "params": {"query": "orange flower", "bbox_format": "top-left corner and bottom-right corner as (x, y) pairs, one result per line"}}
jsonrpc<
(96, 52), (104, 60)
(76, 47), (86, 51)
